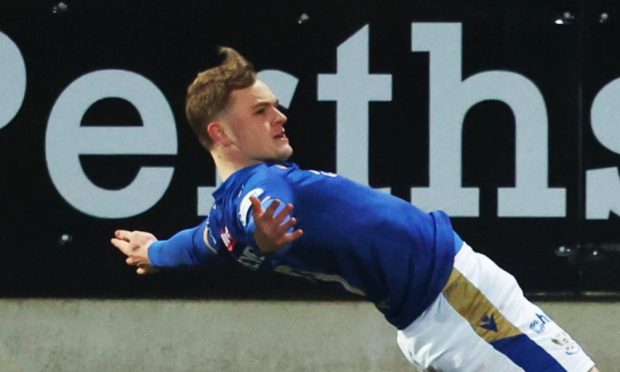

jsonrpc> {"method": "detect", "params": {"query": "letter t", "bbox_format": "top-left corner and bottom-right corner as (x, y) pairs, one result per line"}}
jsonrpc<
(318, 25), (392, 189)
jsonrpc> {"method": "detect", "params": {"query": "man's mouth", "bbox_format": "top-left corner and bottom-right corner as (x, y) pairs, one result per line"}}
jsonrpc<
(274, 131), (287, 140)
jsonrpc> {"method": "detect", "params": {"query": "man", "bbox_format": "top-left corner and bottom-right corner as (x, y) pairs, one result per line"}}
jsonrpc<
(111, 47), (598, 371)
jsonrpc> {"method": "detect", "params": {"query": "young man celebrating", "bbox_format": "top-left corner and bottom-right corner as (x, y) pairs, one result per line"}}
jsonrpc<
(111, 47), (598, 371)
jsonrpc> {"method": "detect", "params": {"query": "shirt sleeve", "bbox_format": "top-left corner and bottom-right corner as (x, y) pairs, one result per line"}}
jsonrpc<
(148, 218), (219, 268)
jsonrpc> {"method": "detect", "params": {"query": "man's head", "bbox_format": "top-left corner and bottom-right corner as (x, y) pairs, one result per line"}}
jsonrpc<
(186, 47), (292, 167)
(186, 47), (257, 149)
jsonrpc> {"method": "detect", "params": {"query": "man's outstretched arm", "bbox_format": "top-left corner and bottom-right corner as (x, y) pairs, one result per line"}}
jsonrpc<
(111, 220), (216, 274)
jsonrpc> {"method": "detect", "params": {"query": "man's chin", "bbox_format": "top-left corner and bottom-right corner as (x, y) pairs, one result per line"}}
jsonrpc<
(263, 149), (293, 163)
(278, 146), (294, 161)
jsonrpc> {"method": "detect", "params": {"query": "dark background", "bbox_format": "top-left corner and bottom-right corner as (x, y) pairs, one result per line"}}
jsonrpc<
(1, 0), (619, 299)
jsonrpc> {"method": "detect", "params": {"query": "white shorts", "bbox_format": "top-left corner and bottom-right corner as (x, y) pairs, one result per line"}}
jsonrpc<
(396, 243), (595, 372)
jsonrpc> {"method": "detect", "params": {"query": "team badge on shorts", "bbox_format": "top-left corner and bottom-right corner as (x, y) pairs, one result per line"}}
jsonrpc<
(551, 331), (581, 355)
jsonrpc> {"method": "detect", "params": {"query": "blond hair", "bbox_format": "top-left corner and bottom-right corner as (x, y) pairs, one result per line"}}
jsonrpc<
(185, 47), (256, 149)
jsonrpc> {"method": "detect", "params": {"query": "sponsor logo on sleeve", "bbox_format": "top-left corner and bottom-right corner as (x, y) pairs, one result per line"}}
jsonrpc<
(220, 226), (237, 252)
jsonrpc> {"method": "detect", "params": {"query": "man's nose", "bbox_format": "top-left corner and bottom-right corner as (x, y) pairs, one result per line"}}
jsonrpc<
(273, 107), (287, 125)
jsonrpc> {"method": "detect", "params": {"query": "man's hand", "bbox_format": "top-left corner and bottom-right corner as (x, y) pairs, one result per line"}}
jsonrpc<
(250, 196), (303, 253)
(110, 230), (159, 275)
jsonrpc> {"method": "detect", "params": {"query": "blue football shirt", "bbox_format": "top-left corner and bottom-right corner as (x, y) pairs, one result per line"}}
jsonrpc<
(149, 163), (460, 329)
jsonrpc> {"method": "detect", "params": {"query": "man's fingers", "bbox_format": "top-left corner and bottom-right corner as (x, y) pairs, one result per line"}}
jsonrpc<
(126, 256), (150, 267)
(250, 197), (294, 222)
(250, 195), (262, 209)
(282, 228), (304, 244)
(263, 199), (281, 217)
(273, 204), (294, 224)
(111, 237), (131, 254)
(288, 228), (304, 242)
(114, 229), (133, 242)
(136, 265), (159, 275)
(279, 216), (298, 231)
(250, 196), (264, 218)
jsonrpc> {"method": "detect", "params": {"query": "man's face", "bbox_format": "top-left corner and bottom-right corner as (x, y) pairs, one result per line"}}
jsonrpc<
(221, 80), (293, 164)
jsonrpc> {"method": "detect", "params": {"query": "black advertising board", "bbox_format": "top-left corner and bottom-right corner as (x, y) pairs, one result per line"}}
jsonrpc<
(1, 0), (619, 298)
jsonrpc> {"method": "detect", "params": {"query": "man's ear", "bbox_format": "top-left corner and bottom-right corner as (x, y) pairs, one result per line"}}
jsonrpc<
(206, 121), (233, 146)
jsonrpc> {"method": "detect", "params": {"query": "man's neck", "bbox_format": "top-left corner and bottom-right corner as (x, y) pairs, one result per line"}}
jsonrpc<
(210, 151), (261, 182)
